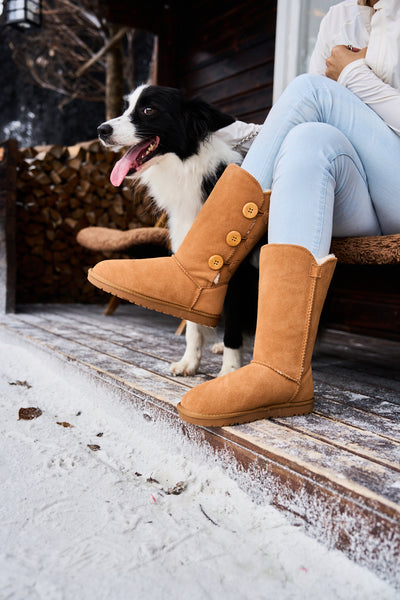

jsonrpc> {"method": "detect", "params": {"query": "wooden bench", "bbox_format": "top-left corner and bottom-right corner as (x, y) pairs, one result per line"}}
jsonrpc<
(331, 233), (400, 265)
(76, 224), (400, 340)
(77, 224), (400, 269)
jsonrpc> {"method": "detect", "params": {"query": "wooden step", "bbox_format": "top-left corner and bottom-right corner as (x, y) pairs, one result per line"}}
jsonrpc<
(1, 303), (399, 587)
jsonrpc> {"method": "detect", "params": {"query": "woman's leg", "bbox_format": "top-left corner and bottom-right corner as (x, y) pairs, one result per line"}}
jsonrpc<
(268, 122), (381, 258)
(242, 73), (400, 235)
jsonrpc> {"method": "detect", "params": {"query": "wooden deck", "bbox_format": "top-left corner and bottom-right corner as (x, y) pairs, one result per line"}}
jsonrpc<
(1, 303), (399, 586)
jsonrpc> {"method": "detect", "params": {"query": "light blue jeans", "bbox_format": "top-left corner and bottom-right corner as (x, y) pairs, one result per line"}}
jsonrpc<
(242, 74), (400, 258)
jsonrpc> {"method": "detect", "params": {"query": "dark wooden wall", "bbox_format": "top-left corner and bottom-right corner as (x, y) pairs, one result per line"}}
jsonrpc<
(102, 0), (277, 123)
(176, 0), (276, 123)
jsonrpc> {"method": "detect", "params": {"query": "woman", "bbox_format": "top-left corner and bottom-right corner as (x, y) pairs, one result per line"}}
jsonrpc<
(88, 0), (400, 426)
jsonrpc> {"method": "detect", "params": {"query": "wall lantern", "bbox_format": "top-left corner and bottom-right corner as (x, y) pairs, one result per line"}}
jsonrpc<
(1, 0), (41, 29)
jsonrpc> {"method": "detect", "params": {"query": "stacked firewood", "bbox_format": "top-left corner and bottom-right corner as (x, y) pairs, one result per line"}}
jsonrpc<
(15, 140), (159, 303)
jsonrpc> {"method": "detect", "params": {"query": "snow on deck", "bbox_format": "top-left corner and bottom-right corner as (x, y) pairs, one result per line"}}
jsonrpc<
(0, 303), (399, 592)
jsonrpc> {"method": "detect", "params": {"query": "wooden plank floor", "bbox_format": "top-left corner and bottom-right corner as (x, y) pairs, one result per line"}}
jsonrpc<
(1, 303), (399, 586)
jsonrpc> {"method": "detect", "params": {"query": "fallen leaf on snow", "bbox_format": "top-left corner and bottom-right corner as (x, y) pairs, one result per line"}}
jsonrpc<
(146, 476), (160, 484)
(18, 407), (42, 420)
(10, 380), (32, 389)
(87, 444), (101, 451)
(164, 481), (187, 496)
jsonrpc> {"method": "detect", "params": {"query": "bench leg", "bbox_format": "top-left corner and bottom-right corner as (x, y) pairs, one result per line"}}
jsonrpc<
(103, 295), (121, 316)
(175, 319), (186, 335)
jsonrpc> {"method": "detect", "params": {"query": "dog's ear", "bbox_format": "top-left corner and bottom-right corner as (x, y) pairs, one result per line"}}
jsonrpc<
(183, 97), (235, 140)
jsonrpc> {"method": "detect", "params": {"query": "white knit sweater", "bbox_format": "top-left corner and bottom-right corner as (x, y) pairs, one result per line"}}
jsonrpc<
(217, 0), (400, 147)
(309, 0), (400, 135)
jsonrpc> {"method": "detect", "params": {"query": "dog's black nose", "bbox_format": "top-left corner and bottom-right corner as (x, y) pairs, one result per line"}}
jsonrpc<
(97, 123), (113, 138)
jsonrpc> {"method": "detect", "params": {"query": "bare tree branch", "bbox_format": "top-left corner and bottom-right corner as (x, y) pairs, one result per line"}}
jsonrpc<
(6, 0), (120, 103)
(5, 0), (155, 118)
(77, 26), (130, 78)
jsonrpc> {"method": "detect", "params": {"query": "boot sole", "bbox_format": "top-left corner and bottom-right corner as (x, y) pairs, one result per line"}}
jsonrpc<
(88, 269), (220, 328)
(176, 399), (314, 427)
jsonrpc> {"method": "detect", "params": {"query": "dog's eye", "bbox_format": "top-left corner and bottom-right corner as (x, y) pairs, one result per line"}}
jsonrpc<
(143, 107), (154, 116)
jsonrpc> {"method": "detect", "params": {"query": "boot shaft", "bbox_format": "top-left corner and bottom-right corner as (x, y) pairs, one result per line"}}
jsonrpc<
(175, 164), (270, 287)
(253, 244), (337, 381)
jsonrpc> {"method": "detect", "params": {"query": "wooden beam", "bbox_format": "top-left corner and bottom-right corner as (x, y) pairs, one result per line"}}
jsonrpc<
(0, 140), (18, 314)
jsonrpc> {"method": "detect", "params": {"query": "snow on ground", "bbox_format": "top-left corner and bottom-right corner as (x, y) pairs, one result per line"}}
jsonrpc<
(0, 328), (397, 600)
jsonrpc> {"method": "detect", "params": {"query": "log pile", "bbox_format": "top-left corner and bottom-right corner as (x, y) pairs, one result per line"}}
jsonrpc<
(15, 140), (160, 303)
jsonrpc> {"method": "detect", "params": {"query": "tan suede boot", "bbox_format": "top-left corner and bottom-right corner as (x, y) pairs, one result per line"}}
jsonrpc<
(88, 164), (270, 327)
(177, 244), (337, 426)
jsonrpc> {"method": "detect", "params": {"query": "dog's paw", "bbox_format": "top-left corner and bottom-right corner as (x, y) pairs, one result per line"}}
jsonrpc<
(217, 347), (242, 377)
(170, 358), (200, 377)
(211, 342), (224, 355)
(217, 363), (240, 377)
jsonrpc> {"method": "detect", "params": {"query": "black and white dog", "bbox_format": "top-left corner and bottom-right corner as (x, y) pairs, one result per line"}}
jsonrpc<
(97, 84), (260, 376)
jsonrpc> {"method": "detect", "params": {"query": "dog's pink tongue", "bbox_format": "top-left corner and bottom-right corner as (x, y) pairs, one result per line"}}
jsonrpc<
(110, 146), (140, 187)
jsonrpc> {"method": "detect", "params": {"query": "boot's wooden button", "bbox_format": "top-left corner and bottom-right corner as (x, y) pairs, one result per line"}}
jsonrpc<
(242, 202), (258, 219)
(226, 231), (242, 247)
(208, 255), (224, 270)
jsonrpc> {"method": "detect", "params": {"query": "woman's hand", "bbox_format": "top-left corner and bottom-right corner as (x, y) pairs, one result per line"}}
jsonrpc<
(326, 45), (367, 81)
